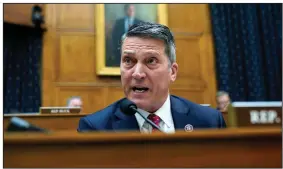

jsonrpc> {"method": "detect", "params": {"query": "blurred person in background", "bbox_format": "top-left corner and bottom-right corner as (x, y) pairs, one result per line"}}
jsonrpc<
(67, 96), (83, 108)
(111, 4), (143, 65)
(216, 91), (231, 112)
(78, 22), (226, 133)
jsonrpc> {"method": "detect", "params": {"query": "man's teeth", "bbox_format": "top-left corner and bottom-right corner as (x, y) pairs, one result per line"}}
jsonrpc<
(133, 87), (148, 93)
(135, 89), (145, 93)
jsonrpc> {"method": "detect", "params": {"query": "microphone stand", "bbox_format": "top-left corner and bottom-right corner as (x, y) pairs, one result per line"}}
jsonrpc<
(130, 106), (164, 133)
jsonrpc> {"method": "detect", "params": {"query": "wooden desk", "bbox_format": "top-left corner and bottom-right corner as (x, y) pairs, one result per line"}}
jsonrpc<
(4, 113), (88, 131)
(4, 128), (282, 168)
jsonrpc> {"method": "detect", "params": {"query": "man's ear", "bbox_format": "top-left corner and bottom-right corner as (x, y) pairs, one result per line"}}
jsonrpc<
(170, 62), (178, 82)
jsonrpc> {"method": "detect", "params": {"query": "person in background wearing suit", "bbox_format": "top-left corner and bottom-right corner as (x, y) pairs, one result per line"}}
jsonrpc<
(111, 4), (143, 66)
(216, 91), (231, 112)
(78, 22), (226, 133)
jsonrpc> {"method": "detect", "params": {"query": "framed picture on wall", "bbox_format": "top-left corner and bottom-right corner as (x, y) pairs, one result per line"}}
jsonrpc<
(95, 4), (168, 76)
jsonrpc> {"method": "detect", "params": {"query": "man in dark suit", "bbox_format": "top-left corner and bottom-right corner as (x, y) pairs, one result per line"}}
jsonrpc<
(111, 4), (143, 66)
(78, 22), (226, 133)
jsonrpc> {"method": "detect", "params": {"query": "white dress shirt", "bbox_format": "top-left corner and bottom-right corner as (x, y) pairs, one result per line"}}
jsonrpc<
(134, 95), (175, 134)
(124, 17), (134, 32)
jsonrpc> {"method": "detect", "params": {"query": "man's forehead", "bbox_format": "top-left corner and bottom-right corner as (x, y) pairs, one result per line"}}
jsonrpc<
(122, 37), (166, 55)
(72, 98), (82, 102)
(122, 42), (165, 52)
(217, 95), (230, 100)
(123, 36), (165, 45)
(123, 48), (160, 53)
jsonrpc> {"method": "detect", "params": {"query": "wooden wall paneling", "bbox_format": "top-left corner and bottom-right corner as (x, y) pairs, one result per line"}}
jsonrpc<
(42, 30), (56, 106)
(4, 4), (45, 26)
(168, 4), (217, 107)
(168, 4), (206, 33)
(42, 4), (57, 107)
(170, 88), (205, 104)
(199, 33), (218, 106)
(174, 35), (202, 79)
(105, 87), (125, 106)
(58, 32), (95, 82)
(55, 4), (95, 30)
(55, 86), (106, 113)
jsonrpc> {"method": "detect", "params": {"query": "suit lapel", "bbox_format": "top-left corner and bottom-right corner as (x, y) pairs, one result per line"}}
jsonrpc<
(112, 96), (196, 132)
(170, 96), (195, 131)
(112, 105), (139, 132)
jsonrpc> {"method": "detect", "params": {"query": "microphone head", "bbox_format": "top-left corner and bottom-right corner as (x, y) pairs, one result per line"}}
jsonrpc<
(10, 117), (30, 128)
(120, 99), (137, 116)
(7, 117), (48, 132)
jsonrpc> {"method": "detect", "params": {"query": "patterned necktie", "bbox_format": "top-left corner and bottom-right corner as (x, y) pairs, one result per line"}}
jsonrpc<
(147, 114), (161, 132)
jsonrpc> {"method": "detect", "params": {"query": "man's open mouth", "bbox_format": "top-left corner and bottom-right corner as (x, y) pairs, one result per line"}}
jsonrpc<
(132, 87), (149, 93)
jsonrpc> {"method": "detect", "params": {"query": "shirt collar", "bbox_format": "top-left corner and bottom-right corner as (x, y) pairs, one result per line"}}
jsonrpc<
(125, 17), (134, 22)
(135, 95), (172, 128)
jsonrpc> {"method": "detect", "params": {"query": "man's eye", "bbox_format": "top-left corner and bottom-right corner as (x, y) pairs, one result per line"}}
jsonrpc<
(147, 57), (157, 64)
(123, 57), (133, 64)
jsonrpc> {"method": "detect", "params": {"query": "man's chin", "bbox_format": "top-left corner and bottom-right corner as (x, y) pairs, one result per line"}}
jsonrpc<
(128, 98), (149, 110)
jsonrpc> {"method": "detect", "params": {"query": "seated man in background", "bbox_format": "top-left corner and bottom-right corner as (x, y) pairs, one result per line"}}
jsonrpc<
(67, 96), (83, 108)
(216, 91), (231, 112)
(78, 22), (226, 133)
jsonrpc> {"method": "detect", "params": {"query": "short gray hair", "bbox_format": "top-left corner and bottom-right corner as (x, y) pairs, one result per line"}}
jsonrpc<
(121, 22), (176, 65)
(216, 91), (230, 98)
(66, 96), (82, 106)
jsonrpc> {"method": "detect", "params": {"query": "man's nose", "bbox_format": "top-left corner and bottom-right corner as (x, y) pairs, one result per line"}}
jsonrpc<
(132, 63), (146, 80)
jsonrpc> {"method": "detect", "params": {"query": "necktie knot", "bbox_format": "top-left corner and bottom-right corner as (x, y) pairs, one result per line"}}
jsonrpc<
(147, 114), (161, 126)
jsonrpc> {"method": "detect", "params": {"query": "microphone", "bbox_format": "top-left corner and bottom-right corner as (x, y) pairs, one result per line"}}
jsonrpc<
(6, 117), (48, 132)
(120, 99), (164, 132)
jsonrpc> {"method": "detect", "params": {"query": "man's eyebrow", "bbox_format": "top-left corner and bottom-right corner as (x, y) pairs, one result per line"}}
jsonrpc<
(123, 50), (135, 54)
(143, 51), (160, 55)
